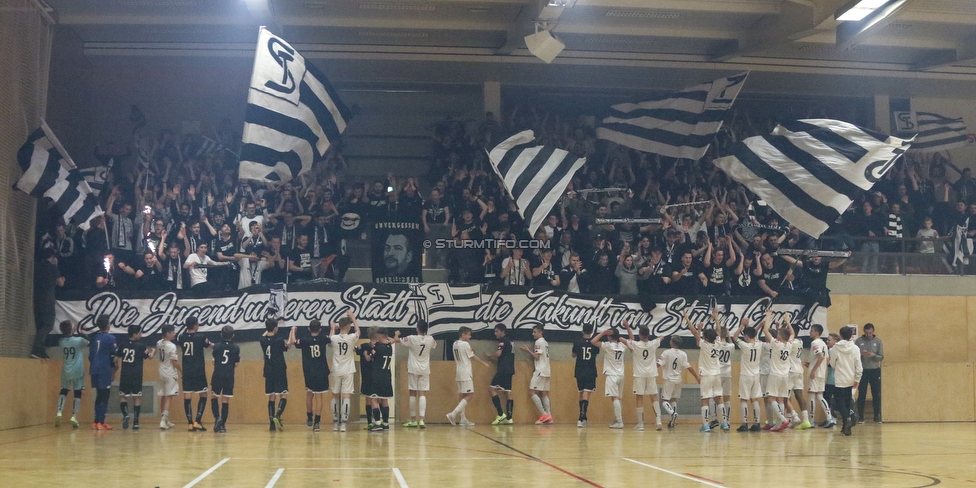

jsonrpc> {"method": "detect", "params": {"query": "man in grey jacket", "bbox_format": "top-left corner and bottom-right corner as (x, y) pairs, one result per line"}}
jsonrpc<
(855, 323), (884, 423)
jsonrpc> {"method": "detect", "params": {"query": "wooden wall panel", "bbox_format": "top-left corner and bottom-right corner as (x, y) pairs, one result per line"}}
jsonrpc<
(826, 294), (850, 333)
(910, 295), (968, 362)
(0, 359), (56, 430)
(848, 295), (910, 362)
(882, 362), (974, 422)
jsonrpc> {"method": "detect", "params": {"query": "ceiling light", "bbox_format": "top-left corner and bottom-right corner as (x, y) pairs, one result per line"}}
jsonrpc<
(244, 0), (269, 12)
(548, 0), (576, 6)
(836, 0), (890, 22)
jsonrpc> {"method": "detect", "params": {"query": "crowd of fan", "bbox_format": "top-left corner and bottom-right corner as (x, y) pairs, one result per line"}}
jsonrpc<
(36, 105), (976, 299)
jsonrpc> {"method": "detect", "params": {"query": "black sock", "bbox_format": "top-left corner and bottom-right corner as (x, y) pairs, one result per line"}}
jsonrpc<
(276, 398), (288, 418)
(307, 412), (313, 422)
(581, 400), (589, 419)
(221, 403), (229, 423)
(133, 405), (141, 421)
(184, 399), (193, 423)
(492, 396), (503, 416)
(120, 401), (128, 418)
(372, 408), (381, 424)
(578, 400), (584, 421)
(314, 415), (321, 424)
(506, 400), (513, 419)
(268, 400), (275, 421)
(381, 406), (390, 424)
(196, 397), (207, 423)
(211, 398), (220, 420)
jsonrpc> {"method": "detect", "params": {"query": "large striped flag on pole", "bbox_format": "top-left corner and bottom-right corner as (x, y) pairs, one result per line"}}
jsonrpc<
(488, 130), (586, 236)
(79, 159), (112, 197)
(596, 72), (748, 160)
(239, 27), (352, 183)
(15, 122), (104, 230)
(714, 120), (913, 238)
(911, 112), (967, 153)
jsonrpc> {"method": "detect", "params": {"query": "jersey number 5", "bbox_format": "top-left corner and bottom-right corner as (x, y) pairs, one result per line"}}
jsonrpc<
(221, 350), (231, 365)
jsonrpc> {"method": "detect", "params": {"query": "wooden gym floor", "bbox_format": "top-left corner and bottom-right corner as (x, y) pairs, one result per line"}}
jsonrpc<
(0, 420), (971, 487)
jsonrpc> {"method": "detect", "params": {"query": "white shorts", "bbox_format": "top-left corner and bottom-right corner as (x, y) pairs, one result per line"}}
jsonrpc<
(157, 375), (179, 397)
(700, 375), (723, 399)
(332, 373), (355, 395)
(808, 376), (826, 393)
(457, 380), (474, 394)
(767, 374), (790, 398)
(530, 372), (550, 392)
(633, 377), (658, 396)
(739, 374), (762, 400)
(408, 373), (430, 392)
(605, 375), (624, 398)
(789, 371), (804, 391)
(660, 380), (682, 400)
(721, 376), (732, 397)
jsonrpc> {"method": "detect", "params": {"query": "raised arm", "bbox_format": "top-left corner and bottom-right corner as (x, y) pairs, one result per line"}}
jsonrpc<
(683, 310), (702, 341)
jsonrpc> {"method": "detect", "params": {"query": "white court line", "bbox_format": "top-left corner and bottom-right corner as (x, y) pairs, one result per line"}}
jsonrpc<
(392, 468), (409, 488)
(183, 458), (231, 488)
(623, 458), (725, 487)
(282, 468), (383, 471)
(264, 468), (284, 488)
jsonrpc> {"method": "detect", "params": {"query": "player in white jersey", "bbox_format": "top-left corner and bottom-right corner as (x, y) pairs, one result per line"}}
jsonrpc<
(520, 325), (553, 424)
(156, 324), (180, 430)
(592, 326), (628, 429)
(625, 321), (663, 431)
(447, 326), (490, 426)
(805, 324), (832, 428)
(658, 336), (700, 428)
(764, 314), (794, 432)
(329, 310), (360, 432)
(734, 312), (768, 432)
(686, 308), (729, 432)
(710, 325), (736, 430)
(759, 331), (774, 428)
(400, 319), (437, 428)
(788, 324), (811, 429)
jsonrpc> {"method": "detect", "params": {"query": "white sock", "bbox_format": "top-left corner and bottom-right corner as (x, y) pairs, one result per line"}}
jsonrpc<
(708, 399), (717, 422)
(531, 394), (545, 415)
(724, 402), (731, 422)
(636, 406), (644, 423)
(741, 402), (749, 423)
(701, 406), (710, 426)
(409, 396), (417, 419)
(652, 402), (661, 423)
(341, 398), (350, 422)
(419, 396), (427, 419)
(801, 409), (809, 423)
(331, 398), (338, 422)
(818, 394), (832, 420)
(162, 410), (168, 419)
(764, 401), (774, 424)
(661, 401), (674, 415)
(613, 399), (622, 423)
(752, 401), (762, 423)
(542, 396), (551, 415)
(773, 402), (785, 423)
(670, 401), (678, 416)
(452, 398), (467, 417)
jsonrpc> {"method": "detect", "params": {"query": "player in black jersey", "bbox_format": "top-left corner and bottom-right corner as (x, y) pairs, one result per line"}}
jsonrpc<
(487, 324), (515, 424)
(179, 317), (212, 431)
(368, 328), (397, 432)
(210, 326), (240, 433)
(289, 319), (332, 432)
(261, 318), (291, 431)
(572, 323), (600, 427)
(116, 325), (153, 430)
(355, 330), (377, 429)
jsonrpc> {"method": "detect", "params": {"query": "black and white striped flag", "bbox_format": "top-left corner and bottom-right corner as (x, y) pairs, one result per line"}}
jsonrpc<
(239, 28), (352, 183)
(488, 130), (586, 235)
(912, 112), (967, 153)
(196, 136), (223, 158)
(714, 119), (913, 238)
(596, 72), (748, 160)
(15, 124), (104, 230)
(79, 159), (112, 197)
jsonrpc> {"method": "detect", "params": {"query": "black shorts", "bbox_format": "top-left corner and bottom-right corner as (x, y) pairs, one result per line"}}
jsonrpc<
(360, 373), (374, 396)
(119, 374), (143, 396)
(182, 373), (208, 393)
(490, 372), (514, 392)
(576, 376), (597, 392)
(304, 372), (330, 393)
(371, 373), (393, 398)
(211, 373), (235, 397)
(264, 371), (289, 395)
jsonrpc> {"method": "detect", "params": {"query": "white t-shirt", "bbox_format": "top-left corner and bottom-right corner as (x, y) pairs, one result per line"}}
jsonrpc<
(330, 332), (359, 375)
(237, 256), (268, 289)
(810, 338), (829, 379)
(453, 340), (474, 381)
(501, 257), (528, 286)
(533, 338), (551, 377)
(697, 339), (722, 376)
(769, 340), (792, 377)
(658, 348), (689, 383)
(628, 339), (661, 377)
(601, 341), (627, 376)
(157, 340), (178, 378)
(789, 338), (804, 374)
(736, 340), (764, 377)
(759, 341), (772, 376)
(402, 334), (436, 375)
(717, 341), (735, 378)
(184, 253), (213, 286)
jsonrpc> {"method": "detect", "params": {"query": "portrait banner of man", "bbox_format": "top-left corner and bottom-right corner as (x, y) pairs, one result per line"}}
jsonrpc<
(371, 222), (424, 283)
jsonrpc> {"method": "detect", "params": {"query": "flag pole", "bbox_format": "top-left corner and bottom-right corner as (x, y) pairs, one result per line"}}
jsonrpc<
(39, 119), (78, 170)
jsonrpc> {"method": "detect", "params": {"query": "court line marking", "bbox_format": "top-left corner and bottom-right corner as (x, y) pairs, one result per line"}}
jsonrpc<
(183, 458), (231, 488)
(264, 468), (284, 488)
(393, 468), (409, 488)
(281, 468), (383, 471)
(623, 458), (724, 487)
(468, 430), (604, 488)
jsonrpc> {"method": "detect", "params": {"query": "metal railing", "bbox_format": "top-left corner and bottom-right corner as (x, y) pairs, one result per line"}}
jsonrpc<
(818, 235), (957, 275)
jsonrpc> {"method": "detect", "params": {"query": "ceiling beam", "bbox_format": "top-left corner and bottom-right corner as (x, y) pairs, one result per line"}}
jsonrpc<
(711, 0), (851, 62)
(573, 0), (780, 15)
(914, 37), (976, 71)
(495, 0), (548, 55)
(553, 22), (738, 39)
